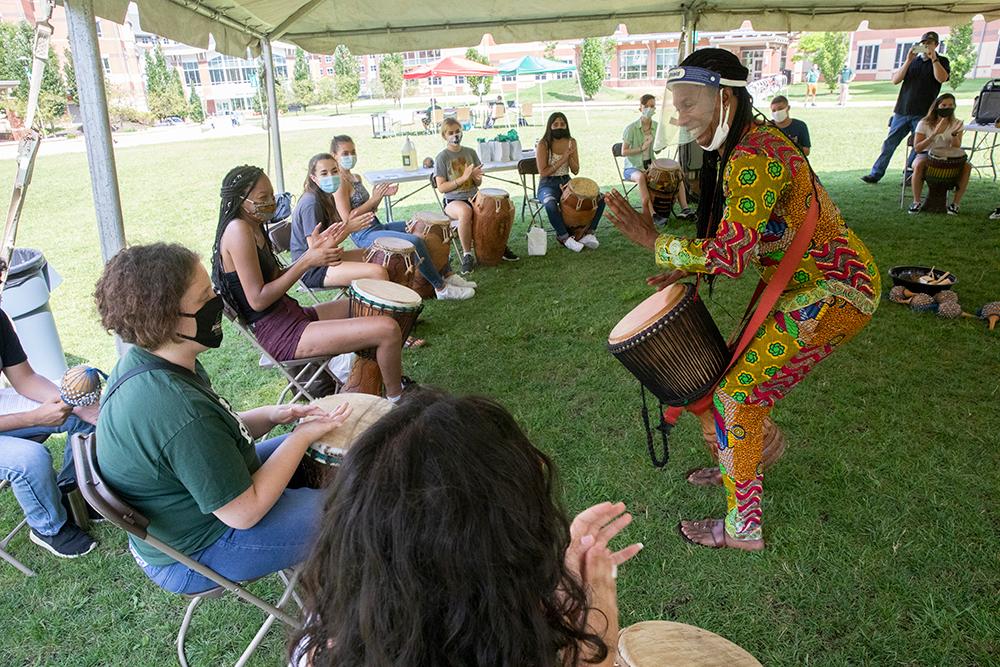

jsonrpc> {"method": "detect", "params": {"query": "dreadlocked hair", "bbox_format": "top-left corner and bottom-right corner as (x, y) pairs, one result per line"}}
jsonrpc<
(301, 153), (342, 227)
(211, 165), (282, 318)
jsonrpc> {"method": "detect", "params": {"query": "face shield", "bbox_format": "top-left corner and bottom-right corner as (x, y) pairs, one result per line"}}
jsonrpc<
(656, 66), (748, 153)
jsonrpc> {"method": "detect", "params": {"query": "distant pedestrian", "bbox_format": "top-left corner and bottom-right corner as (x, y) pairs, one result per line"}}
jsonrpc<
(837, 64), (855, 106)
(805, 65), (819, 106)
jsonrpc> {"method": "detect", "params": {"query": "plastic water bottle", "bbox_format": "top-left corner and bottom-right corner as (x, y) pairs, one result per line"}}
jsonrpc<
(402, 137), (418, 171)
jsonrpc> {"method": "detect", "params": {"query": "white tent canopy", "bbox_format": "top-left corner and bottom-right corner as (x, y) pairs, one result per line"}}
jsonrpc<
(88, 1), (1000, 58)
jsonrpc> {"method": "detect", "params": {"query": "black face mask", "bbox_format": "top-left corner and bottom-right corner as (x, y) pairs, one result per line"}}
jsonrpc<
(550, 128), (569, 140)
(937, 107), (955, 118)
(178, 295), (224, 348)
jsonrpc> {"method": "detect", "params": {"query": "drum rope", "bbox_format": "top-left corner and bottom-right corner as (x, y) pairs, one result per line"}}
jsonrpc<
(640, 385), (670, 468)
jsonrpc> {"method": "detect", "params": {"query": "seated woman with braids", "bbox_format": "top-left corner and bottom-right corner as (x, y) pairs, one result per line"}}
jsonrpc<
(290, 388), (642, 666)
(213, 165), (406, 402)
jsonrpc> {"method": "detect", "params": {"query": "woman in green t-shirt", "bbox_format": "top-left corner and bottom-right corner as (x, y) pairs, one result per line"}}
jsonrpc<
(94, 243), (351, 594)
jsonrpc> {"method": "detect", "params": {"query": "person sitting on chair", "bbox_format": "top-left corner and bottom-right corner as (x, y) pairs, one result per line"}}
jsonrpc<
(290, 388), (642, 666)
(435, 118), (519, 274)
(94, 243), (353, 594)
(769, 95), (811, 156)
(908, 93), (970, 215)
(290, 153), (387, 289)
(0, 313), (98, 558)
(621, 94), (696, 224)
(329, 135), (475, 300)
(212, 165), (406, 400)
(536, 112), (604, 252)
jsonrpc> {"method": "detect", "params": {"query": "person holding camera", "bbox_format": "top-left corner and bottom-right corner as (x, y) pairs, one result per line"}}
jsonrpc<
(861, 31), (950, 184)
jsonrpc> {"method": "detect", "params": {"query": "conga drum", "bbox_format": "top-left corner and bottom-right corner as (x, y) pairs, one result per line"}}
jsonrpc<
(407, 211), (454, 298)
(472, 188), (515, 266)
(559, 177), (600, 240)
(617, 621), (761, 667)
(299, 393), (394, 488)
(364, 237), (416, 286)
(646, 158), (683, 218)
(343, 279), (423, 395)
(923, 146), (967, 213)
(607, 282), (729, 407)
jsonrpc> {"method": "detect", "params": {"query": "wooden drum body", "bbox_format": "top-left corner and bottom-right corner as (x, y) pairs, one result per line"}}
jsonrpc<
(646, 158), (683, 217)
(923, 147), (967, 213)
(407, 211), (453, 298)
(607, 283), (728, 407)
(364, 237), (416, 286)
(559, 177), (600, 239)
(472, 188), (515, 266)
(618, 621), (762, 667)
(299, 393), (394, 488)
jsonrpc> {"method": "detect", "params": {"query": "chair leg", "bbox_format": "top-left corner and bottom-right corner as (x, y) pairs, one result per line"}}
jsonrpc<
(176, 595), (206, 667)
(234, 569), (302, 667)
(0, 482), (36, 577)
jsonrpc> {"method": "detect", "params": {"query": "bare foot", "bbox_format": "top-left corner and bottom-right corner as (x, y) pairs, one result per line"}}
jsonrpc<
(685, 467), (723, 487)
(678, 519), (764, 551)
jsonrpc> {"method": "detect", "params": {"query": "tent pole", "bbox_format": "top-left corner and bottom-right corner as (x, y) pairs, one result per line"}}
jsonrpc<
(576, 73), (589, 124)
(261, 38), (285, 193)
(64, 0), (125, 264)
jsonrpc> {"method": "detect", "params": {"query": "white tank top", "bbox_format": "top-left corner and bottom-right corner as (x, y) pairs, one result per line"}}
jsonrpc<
(547, 146), (569, 177)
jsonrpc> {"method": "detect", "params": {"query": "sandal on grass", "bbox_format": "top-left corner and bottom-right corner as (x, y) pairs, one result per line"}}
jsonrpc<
(404, 336), (426, 349)
(684, 467), (723, 487)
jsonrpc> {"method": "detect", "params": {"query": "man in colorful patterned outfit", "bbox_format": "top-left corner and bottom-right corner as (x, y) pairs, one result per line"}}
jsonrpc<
(607, 49), (879, 551)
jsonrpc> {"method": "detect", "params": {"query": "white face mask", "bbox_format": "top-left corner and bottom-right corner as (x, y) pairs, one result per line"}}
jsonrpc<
(641, 107), (655, 119)
(339, 155), (356, 170)
(771, 109), (788, 123)
(699, 90), (730, 152)
(448, 132), (463, 145)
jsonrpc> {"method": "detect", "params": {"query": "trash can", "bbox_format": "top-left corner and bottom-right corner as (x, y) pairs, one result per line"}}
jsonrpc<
(1, 248), (67, 382)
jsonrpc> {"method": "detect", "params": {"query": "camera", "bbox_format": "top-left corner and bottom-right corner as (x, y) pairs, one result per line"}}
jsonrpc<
(911, 43), (928, 56)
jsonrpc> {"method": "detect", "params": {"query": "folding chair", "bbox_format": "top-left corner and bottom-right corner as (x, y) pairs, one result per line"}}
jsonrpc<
(222, 303), (340, 404)
(899, 134), (915, 209)
(70, 434), (302, 667)
(0, 480), (36, 576)
(456, 107), (473, 131)
(518, 102), (533, 127)
(517, 157), (545, 229)
(612, 143), (639, 200)
(490, 103), (509, 130)
(430, 108), (444, 133)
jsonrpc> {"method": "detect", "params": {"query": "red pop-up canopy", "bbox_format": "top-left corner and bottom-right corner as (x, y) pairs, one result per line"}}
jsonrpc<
(403, 55), (500, 80)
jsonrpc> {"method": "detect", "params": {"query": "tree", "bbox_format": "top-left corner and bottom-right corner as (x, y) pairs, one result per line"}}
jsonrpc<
(291, 78), (317, 111)
(795, 32), (849, 93)
(294, 47), (311, 82)
(543, 41), (558, 61)
(946, 21), (976, 92)
(250, 61), (289, 115)
(379, 53), (404, 104)
(464, 48), (492, 97)
(62, 47), (77, 103)
(188, 85), (205, 122)
(144, 44), (187, 118)
(315, 76), (337, 106)
(333, 45), (360, 109)
(579, 37), (610, 100)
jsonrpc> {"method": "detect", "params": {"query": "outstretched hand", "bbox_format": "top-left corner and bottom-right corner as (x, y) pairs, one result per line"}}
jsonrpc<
(647, 269), (690, 291)
(565, 501), (643, 581)
(605, 190), (660, 250)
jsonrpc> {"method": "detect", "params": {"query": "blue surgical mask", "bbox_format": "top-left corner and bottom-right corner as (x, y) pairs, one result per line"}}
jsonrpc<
(339, 155), (356, 170)
(641, 107), (655, 118)
(318, 174), (340, 193)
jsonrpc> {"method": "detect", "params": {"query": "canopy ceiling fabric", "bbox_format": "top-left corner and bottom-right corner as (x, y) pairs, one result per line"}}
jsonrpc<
(498, 55), (576, 75)
(403, 56), (499, 80)
(90, 0), (1000, 58)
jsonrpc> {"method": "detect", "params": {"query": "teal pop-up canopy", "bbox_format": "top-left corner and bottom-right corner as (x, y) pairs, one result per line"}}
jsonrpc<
(497, 55), (589, 123)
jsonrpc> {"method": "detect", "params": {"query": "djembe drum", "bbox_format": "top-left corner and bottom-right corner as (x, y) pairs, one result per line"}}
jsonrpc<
(472, 188), (515, 266)
(646, 159), (684, 218)
(617, 621), (762, 667)
(559, 177), (601, 240)
(299, 393), (394, 488)
(364, 237), (417, 286)
(923, 146), (967, 214)
(407, 210), (454, 299)
(343, 279), (423, 395)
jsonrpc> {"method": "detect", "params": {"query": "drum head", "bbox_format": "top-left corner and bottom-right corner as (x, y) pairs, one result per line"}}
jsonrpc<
(413, 210), (451, 225)
(650, 158), (681, 170)
(608, 284), (688, 345)
(928, 146), (966, 160)
(373, 237), (416, 253)
(568, 177), (599, 197)
(478, 188), (510, 198)
(618, 621), (761, 667)
(307, 393), (394, 460)
(351, 278), (422, 307)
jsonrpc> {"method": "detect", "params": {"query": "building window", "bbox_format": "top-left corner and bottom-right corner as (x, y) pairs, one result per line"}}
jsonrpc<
(619, 48), (648, 80)
(274, 62), (288, 79)
(534, 73), (548, 81)
(370, 63), (377, 72)
(655, 48), (678, 78)
(324, 55), (333, 63)
(994, 37), (1000, 64)
(556, 70), (573, 79)
(102, 57), (111, 74)
(403, 49), (441, 66)
(501, 73), (516, 82)
(183, 61), (201, 85)
(430, 76), (442, 85)
(455, 75), (466, 84)
(894, 42), (916, 69)
(856, 44), (879, 71)
(95, 19), (102, 37)
(209, 56), (225, 83)
(742, 49), (764, 79)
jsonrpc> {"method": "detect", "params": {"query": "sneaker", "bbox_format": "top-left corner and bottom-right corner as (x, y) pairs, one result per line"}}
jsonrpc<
(947, 203), (959, 215)
(434, 284), (475, 300)
(444, 273), (477, 289)
(907, 201), (922, 214)
(579, 234), (600, 250)
(652, 213), (668, 226)
(860, 174), (879, 184)
(989, 207), (1000, 220)
(460, 253), (476, 274)
(502, 246), (520, 261)
(562, 236), (584, 252)
(677, 207), (696, 221)
(30, 524), (96, 559)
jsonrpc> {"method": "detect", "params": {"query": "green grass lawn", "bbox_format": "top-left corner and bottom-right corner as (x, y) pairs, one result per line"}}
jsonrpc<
(1, 106), (999, 665)
(785, 76), (989, 105)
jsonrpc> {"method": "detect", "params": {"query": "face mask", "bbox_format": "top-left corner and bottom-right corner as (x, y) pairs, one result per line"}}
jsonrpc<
(448, 132), (463, 145)
(178, 295), (224, 348)
(641, 107), (655, 118)
(771, 109), (788, 123)
(550, 128), (569, 139)
(318, 174), (340, 193)
(937, 107), (955, 118)
(698, 91), (730, 152)
(339, 155), (356, 170)
(245, 198), (276, 220)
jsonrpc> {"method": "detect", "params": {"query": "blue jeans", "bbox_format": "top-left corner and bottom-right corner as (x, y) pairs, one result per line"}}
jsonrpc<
(351, 221), (448, 290)
(0, 415), (95, 535)
(869, 113), (922, 180)
(538, 176), (604, 239)
(140, 435), (324, 594)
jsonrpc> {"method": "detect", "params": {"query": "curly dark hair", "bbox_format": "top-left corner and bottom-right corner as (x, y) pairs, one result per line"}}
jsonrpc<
(94, 243), (200, 350)
(290, 388), (608, 667)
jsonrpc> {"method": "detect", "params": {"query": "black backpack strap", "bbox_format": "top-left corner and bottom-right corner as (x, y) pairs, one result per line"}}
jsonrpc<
(101, 361), (178, 404)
